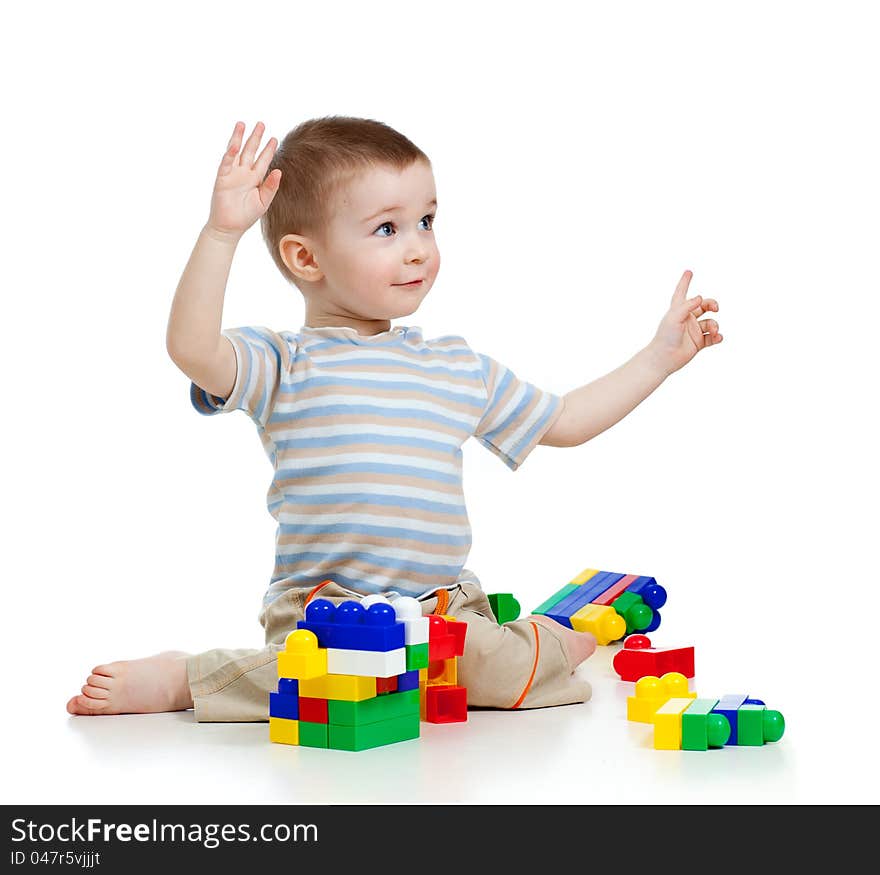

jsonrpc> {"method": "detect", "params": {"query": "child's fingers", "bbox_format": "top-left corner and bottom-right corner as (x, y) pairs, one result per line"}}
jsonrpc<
(239, 121), (266, 168)
(217, 122), (244, 173)
(670, 269), (693, 304)
(253, 136), (278, 179)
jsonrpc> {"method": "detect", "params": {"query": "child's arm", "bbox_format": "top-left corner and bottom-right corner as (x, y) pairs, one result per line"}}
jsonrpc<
(540, 270), (722, 448)
(166, 121), (281, 398)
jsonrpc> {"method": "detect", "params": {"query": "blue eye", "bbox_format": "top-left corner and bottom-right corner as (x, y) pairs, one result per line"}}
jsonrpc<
(374, 214), (435, 237)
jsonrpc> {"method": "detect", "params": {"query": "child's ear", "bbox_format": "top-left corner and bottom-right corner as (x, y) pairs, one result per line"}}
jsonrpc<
(279, 233), (323, 282)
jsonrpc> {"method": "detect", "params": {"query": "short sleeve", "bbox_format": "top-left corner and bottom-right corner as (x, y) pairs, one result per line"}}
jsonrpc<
(189, 326), (289, 428)
(473, 352), (563, 471)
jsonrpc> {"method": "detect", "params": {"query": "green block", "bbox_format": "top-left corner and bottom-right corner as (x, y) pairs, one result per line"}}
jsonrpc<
(329, 713), (420, 751)
(298, 720), (328, 748)
(329, 688), (420, 726)
(406, 642), (429, 670)
(737, 704), (785, 745)
(681, 698), (730, 751)
(532, 583), (579, 616)
(487, 593), (521, 624)
(611, 591), (653, 634)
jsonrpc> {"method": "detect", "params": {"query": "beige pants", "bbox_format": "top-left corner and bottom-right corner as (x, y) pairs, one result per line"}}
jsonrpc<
(187, 571), (592, 721)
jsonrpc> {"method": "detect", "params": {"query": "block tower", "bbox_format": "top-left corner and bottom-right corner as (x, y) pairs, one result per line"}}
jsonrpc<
(269, 592), (467, 750)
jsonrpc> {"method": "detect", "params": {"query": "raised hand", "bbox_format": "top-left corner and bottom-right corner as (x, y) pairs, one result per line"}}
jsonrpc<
(206, 121), (281, 240)
(649, 270), (723, 376)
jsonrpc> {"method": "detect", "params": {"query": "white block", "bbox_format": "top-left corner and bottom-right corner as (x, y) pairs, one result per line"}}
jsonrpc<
(326, 647), (406, 678)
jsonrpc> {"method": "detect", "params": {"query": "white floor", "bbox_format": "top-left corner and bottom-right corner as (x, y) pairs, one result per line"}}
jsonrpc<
(10, 642), (868, 806)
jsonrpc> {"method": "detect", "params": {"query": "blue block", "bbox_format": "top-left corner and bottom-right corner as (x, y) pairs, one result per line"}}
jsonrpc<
(713, 694), (748, 745)
(270, 691), (299, 720)
(396, 669), (420, 692)
(625, 576), (667, 610)
(278, 678), (299, 696)
(545, 571), (624, 626)
(297, 598), (406, 651)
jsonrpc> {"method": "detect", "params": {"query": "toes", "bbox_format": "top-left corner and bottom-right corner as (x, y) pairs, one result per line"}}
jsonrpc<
(67, 694), (108, 715)
(87, 674), (112, 690)
(82, 684), (110, 699)
(91, 664), (114, 676)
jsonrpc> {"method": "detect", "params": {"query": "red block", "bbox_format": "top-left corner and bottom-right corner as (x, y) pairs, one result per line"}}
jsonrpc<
(612, 634), (695, 681)
(425, 685), (468, 723)
(298, 696), (329, 723)
(376, 675), (398, 695)
(591, 573), (639, 606)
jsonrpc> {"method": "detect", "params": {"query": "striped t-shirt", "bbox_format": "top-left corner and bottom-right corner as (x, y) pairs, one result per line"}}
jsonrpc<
(190, 324), (563, 605)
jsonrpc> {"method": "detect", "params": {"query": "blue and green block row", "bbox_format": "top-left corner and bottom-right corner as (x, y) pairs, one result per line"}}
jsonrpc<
(655, 693), (785, 750)
(532, 567), (667, 643)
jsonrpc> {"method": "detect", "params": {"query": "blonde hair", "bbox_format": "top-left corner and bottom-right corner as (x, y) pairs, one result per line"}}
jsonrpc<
(260, 115), (431, 287)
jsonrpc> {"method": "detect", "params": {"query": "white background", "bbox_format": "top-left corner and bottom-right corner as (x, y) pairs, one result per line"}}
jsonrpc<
(2, 0), (877, 805)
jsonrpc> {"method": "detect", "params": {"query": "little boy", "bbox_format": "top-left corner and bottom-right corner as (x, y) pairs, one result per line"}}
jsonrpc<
(67, 116), (721, 720)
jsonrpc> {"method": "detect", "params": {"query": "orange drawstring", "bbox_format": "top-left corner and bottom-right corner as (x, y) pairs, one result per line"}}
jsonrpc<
(510, 621), (540, 709)
(304, 579), (334, 607)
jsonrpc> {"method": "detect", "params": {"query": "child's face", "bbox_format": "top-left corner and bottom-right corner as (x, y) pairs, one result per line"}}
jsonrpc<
(304, 160), (440, 323)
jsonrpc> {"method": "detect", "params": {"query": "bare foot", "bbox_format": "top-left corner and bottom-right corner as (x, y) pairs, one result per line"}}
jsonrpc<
(66, 650), (194, 715)
(528, 615), (597, 668)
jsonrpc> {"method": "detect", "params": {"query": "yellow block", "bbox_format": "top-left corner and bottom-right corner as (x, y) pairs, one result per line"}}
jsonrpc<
(627, 672), (696, 723)
(298, 672), (376, 701)
(653, 697), (695, 750)
(427, 656), (457, 686)
(269, 717), (299, 745)
(277, 629), (328, 680)
(570, 603), (626, 645)
(570, 567), (601, 586)
(419, 667), (428, 719)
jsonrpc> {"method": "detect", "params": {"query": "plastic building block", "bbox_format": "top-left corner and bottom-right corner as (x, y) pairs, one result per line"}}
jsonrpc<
(269, 691), (299, 720)
(610, 591), (653, 634)
(532, 583), (580, 616)
(545, 572), (625, 627)
(736, 703), (785, 746)
(297, 598), (405, 651)
(681, 698), (731, 750)
(278, 678), (299, 696)
(269, 717), (299, 745)
(386, 595), (429, 645)
(639, 610), (662, 633)
(428, 615), (460, 660)
(627, 672), (696, 723)
(624, 576), (667, 610)
(570, 603), (626, 645)
(277, 629), (328, 680)
(425, 684), (468, 723)
(328, 688), (420, 726)
(329, 713), (420, 751)
(653, 697), (696, 749)
(487, 593), (521, 624)
(612, 634), (695, 681)
(376, 675), (398, 695)
(427, 657), (457, 686)
(298, 696), (329, 724)
(396, 669), (420, 692)
(326, 646), (407, 678)
(712, 694), (749, 745)
(570, 567), (603, 585)
(298, 672), (376, 702)
(298, 720), (329, 748)
(591, 574), (639, 606)
(406, 642), (429, 671)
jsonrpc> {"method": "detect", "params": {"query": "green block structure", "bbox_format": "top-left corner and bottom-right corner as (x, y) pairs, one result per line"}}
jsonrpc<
(329, 713), (420, 751)
(328, 688), (420, 726)
(737, 703), (786, 746)
(406, 642), (429, 671)
(298, 720), (329, 749)
(610, 591), (653, 634)
(532, 583), (579, 616)
(681, 698), (730, 751)
(487, 593), (521, 625)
